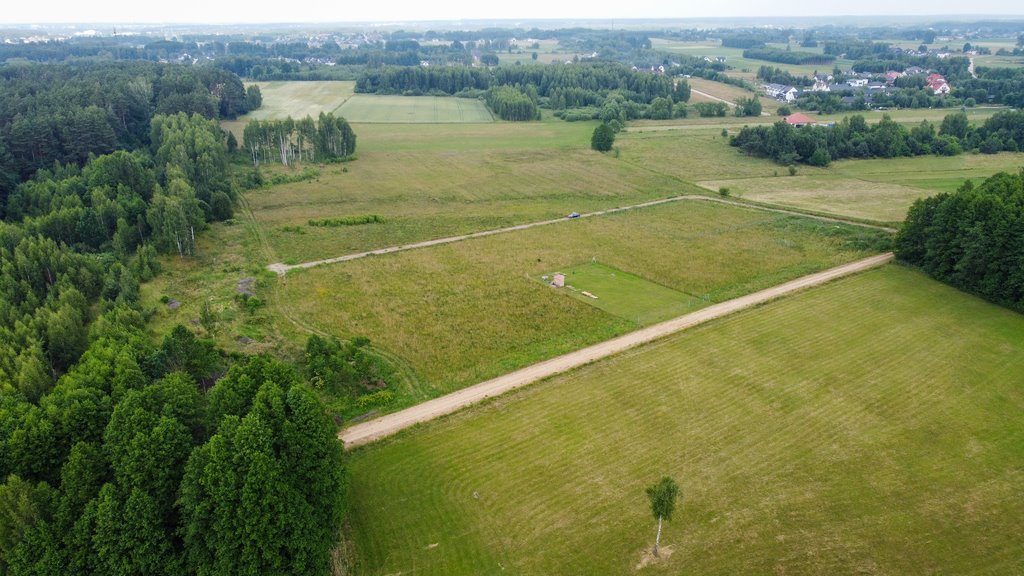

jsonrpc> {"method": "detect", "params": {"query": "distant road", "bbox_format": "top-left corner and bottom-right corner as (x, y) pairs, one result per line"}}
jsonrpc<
(341, 252), (894, 448)
(268, 196), (890, 275)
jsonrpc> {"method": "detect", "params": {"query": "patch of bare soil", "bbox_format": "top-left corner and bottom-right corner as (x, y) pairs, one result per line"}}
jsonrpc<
(635, 545), (674, 570)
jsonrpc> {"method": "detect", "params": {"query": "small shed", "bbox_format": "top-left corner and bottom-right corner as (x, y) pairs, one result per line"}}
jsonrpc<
(552, 273), (565, 288)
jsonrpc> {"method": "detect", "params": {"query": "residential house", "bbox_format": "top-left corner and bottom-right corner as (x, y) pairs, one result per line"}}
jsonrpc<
(926, 73), (950, 95)
(763, 83), (799, 102)
(784, 112), (817, 127)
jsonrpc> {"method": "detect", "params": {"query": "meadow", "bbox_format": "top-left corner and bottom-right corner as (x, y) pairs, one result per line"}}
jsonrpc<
(685, 77), (780, 114)
(276, 199), (887, 402)
(651, 38), (856, 78)
(695, 152), (1024, 223)
(336, 94), (494, 123)
(346, 265), (1024, 575)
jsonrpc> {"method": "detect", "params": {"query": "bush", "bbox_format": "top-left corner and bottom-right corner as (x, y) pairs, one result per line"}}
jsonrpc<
(788, 165), (798, 176)
(591, 123), (615, 152)
(308, 215), (385, 227)
(778, 105), (793, 116)
(718, 187), (731, 196)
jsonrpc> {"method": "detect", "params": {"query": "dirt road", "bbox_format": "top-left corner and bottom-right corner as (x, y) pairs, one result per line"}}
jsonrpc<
(340, 252), (894, 448)
(269, 196), (890, 275)
(690, 88), (773, 117)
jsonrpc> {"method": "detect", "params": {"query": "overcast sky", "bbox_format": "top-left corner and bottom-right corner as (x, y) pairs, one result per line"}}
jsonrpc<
(2, 0), (1023, 25)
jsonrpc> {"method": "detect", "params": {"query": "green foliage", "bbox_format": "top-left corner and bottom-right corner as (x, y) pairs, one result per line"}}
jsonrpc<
(646, 476), (680, 521)
(731, 113), (969, 166)
(743, 47), (834, 65)
(487, 85), (540, 121)
(895, 171), (1024, 313)
(591, 123), (616, 152)
(693, 101), (728, 117)
(304, 335), (392, 403)
(243, 113), (356, 166)
(734, 96), (763, 117)
(308, 214), (384, 227)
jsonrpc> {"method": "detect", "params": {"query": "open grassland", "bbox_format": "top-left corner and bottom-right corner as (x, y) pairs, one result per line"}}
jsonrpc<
(347, 265), (1024, 575)
(651, 38), (856, 77)
(697, 152), (1024, 223)
(277, 200), (886, 401)
(337, 94), (494, 123)
(539, 262), (700, 325)
(246, 127), (696, 263)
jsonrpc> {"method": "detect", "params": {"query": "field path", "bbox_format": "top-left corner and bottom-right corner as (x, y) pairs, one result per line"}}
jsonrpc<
(268, 196), (890, 275)
(691, 88), (772, 117)
(341, 252), (894, 448)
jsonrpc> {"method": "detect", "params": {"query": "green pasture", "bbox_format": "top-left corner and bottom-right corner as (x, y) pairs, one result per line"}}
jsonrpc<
(540, 262), (701, 325)
(347, 265), (1024, 575)
(337, 94), (494, 123)
(277, 200), (886, 401)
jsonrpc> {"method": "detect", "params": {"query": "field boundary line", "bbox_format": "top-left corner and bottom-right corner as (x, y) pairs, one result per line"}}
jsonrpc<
(267, 195), (889, 275)
(340, 252), (894, 448)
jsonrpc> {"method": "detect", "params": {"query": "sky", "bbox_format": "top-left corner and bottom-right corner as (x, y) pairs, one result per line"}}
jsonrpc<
(2, 0), (1023, 25)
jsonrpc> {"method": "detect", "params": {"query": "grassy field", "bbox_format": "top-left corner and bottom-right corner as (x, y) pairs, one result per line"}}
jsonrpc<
(221, 81), (356, 139)
(347, 265), (1024, 575)
(686, 77), (780, 114)
(538, 262), (701, 325)
(277, 200), (887, 402)
(337, 94), (494, 123)
(697, 152), (1024, 223)
(246, 122), (698, 263)
(652, 38), (855, 77)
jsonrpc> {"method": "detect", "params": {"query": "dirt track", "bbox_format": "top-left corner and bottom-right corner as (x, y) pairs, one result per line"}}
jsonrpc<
(269, 196), (891, 275)
(340, 252), (894, 448)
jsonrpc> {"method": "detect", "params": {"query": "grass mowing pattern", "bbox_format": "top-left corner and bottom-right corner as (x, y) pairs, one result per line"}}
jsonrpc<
(540, 262), (702, 324)
(337, 94), (494, 123)
(279, 200), (887, 402)
(348, 265), (1024, 575)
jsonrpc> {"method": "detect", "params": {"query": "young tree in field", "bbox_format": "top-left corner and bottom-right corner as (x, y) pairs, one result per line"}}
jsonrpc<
(591, 123), (615, 152)
(645, 476), (680, 557)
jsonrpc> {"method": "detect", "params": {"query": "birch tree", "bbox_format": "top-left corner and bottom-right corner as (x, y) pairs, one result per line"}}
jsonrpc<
(645, 476), (680, 557)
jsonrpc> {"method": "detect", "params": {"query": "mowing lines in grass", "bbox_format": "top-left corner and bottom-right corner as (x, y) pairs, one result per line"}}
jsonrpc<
(348, 265), (1024, 575)
(337, 94), (493, 123)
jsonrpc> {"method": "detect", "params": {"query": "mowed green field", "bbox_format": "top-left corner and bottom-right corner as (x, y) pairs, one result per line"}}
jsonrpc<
(337, 94), (493, 123)
(347, 265), (1024, 575)
(651, 38), (855, 77)
(278, 200), (886, 401)
(539, 262), (701, 325)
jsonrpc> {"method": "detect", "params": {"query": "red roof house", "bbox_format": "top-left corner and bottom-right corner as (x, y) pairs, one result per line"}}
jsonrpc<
(784, 113), (816, 127)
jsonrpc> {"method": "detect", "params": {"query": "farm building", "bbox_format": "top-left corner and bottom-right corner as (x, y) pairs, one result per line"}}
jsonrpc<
(552, 273), (565, 288)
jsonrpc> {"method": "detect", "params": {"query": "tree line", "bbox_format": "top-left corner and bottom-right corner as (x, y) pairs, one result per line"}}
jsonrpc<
(895, 170), (1024, 313)
(242, 113), (357, 167)
(356, 62), (677, 105)
(486, 86), (540, 121)
(0, 62), (258, 183)
(730, 113), (969, 166)
(742, 48), (834, 66)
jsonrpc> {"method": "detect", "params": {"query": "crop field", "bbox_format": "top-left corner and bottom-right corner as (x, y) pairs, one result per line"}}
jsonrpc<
(276, 200), (887, 401)
(336, 94), (494, 123)
(346, 265), (1024, 575)
(538, 262), (701, 325)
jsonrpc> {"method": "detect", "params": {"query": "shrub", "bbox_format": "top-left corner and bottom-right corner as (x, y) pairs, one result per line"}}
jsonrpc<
(308, 215), (385, 227)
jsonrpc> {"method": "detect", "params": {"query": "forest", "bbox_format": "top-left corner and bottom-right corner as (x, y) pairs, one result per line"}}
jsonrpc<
(896, 170), (1024, 313)
(0, 60), (359, 575)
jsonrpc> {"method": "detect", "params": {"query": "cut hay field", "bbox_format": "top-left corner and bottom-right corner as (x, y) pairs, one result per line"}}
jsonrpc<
(695, 150), (1024, 223)
(277, 199), (887, 401)
(337, 94), (494, 123)
(347, 265), (1024, 575)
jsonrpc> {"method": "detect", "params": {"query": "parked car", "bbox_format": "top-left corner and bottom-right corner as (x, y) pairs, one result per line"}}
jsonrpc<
(567, 212), (580, 218)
